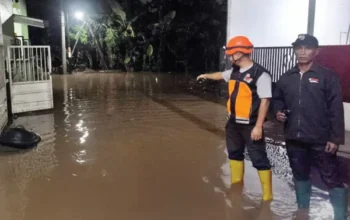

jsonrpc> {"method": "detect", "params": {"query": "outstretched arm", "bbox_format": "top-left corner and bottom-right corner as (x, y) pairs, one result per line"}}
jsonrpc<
(197, 72), (223, 81)
(197, 69), (232, 82)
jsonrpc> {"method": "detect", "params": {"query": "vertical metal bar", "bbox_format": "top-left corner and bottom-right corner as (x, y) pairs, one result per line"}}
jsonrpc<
(40, 47), (43, 80)
(18, 48), (21, 82)
(258, 49), (261, 65)
(61, 7), (67, 74)
(277, 48), (280, 81)
(268, 49), (272, 76)
(48, 46), (52, 74)
(27, 46), (31, 81)
(289, 48), (294, 70)
(36, 48), (39, 81)
(291, 47), (297, 67)
(285, 48), (289, 71)
(23, 47), (27, 81)
(272, 49), (275, 81)
(271, 48), (275, 82)
(272, 48), (277, 82)
(284, 48), (288, 73)
(7, 47), (12, 82)
(281, 48), (286, 79)
(265, 49), (268, 69)
(12, 47), (16, 82)
(275, 48), (279, 81)
(263, 49), (268, 69)
(44, 47), (47, 80)
(32, 48), (35, 80)
(280, 48), (284, 78)
(307, 0), (316, 35)
(277, 48), (282, 81)
(265, 49), (269, 69)
(7, 47), (14, 113)
(281, 48), (285, 79)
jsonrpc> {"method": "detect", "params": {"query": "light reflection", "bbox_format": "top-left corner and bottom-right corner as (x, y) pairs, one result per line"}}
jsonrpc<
(75, 120), (89, 144)
(309, 198), (333, 219)
(73, 150), (88, 164)
(80, 131), (89, 144)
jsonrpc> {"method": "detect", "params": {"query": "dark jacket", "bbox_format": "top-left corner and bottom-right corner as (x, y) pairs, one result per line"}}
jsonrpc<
(273, 63), (345, 145)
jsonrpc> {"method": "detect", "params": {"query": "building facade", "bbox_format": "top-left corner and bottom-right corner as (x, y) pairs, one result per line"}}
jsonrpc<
(0, 0), (49, 131)
(1, 0), (45, 47)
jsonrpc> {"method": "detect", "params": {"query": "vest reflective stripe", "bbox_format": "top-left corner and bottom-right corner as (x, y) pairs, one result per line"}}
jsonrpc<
(227, 79), (252, 124)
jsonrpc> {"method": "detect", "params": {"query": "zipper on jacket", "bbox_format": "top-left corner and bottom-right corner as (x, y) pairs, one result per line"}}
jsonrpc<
(297, 73), (303, 138)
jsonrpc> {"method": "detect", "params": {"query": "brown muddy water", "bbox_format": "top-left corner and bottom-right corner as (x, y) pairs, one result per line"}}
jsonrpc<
(0, 72), (347, 220)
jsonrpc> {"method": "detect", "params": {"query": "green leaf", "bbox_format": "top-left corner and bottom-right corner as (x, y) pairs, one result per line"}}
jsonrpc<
(107, 0), (126, 23)
(124, 57), (131, 64)
(147, 44), (153, 57)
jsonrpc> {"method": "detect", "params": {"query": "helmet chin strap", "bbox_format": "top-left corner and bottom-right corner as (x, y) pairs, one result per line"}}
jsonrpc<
(231, 54), (243, 64)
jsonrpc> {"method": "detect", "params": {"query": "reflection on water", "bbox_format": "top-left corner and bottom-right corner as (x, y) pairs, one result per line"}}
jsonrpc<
(0, 72), (345, 220)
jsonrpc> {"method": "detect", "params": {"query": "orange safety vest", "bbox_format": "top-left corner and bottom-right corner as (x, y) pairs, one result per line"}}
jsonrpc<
(227, 63), (270, 125)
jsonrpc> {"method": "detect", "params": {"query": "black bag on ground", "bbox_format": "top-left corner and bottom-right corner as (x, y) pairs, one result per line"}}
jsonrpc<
(0, 126), (41, 149)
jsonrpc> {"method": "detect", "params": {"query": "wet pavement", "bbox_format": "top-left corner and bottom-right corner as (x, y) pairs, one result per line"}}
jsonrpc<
(0, 72), (348, 220)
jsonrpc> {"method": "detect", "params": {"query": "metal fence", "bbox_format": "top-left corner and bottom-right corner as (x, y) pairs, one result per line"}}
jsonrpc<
(6, 46), (52, 83)
(220, 47), (297, 82)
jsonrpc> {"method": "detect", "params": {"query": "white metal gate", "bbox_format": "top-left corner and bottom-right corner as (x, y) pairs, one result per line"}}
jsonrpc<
(6, 46), (53, 114)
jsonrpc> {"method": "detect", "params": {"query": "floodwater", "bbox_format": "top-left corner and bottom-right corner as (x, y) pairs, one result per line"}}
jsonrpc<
(0, 72), (348, 220)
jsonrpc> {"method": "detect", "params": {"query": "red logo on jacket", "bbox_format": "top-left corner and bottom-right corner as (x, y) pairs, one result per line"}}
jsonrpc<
(243, 74), (253, 83)
(309, 78), (319, 83)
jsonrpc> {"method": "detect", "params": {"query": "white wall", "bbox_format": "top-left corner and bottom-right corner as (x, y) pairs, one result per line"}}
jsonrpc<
(13, 0), (28, 39)
(344, 103), (350, 131)
(227, 0), (350, 46)
(227, 0), (309, 47)
(314, 0), (350, 45)
(0, 0), (13, 24)
(0, 9), (8, 131)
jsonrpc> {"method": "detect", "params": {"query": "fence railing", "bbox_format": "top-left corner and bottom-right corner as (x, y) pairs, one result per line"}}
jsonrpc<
(6, 46), (52, 83)
(220, 47), (297, 82)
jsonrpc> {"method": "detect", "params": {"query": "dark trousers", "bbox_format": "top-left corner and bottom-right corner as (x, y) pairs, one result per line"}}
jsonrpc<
(286, 140), (344, 189)
(225, 120), (271, 170)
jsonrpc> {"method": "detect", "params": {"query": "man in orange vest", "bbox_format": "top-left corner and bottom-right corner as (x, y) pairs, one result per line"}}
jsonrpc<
(197, 36), (273, 201)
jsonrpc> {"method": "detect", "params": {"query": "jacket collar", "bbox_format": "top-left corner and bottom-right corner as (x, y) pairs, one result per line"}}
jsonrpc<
(287, 62), (321, 75)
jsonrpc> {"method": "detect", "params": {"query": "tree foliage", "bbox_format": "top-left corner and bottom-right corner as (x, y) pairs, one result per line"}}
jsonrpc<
(69, 0), (227, 73)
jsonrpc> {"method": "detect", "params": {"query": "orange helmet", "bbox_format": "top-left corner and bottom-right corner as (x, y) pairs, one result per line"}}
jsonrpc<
(225, 36), (253, 55)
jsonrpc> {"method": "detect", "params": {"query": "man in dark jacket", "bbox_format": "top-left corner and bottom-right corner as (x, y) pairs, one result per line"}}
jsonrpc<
(273, 34), (347, 219)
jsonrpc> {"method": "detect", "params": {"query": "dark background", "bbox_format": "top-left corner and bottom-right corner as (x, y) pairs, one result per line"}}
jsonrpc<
(25, 0), (228, 73)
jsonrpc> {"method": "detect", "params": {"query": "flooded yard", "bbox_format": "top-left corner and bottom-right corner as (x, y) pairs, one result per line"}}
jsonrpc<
(0, 72), (348, 220)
